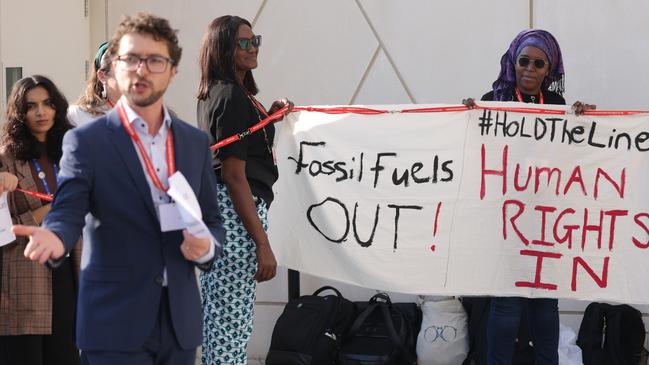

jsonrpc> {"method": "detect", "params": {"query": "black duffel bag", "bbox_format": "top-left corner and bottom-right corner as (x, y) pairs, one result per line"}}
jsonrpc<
(338, 293), (420, 365)
(266, 286), (355, 365)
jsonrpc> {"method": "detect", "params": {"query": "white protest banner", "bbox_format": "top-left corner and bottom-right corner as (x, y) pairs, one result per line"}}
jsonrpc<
(268, 102), (649, 304)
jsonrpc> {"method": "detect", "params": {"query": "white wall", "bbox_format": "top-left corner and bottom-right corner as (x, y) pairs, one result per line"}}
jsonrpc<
(102, 0), (264, 120)
(535, 0), (649, 109)
(3, 1), (649, 362)
(0, 0), (88, 116)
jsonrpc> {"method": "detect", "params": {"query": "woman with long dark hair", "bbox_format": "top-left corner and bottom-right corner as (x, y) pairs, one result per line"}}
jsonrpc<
(196, 15), (292, 364)
(0, 75), (80, 365)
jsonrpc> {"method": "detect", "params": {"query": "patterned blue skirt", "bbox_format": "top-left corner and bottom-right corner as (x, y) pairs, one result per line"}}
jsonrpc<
(200, 183), (268, 365)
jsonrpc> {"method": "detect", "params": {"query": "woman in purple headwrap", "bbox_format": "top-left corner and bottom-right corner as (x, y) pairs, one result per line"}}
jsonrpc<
(463, 29), (593, 365)
(464, 29), (593, 112)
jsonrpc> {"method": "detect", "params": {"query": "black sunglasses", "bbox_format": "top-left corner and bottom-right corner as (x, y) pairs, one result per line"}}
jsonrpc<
(517, 56), (547, 69)
(237, 35), (262, 51)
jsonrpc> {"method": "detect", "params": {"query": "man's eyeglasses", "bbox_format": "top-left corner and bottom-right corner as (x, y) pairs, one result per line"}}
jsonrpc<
(116, 54), (174, 73)
(237, 35), (262, 51)
(517, 56), (547, 69)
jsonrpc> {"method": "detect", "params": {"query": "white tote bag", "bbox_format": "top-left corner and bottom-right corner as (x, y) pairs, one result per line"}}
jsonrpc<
(558, 323), (583, 365)
(416, 297), (469, 365)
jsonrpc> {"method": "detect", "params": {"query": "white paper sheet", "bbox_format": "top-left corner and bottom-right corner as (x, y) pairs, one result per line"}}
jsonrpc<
(0, 193), (16, 246)
(167, 171), (216, 243)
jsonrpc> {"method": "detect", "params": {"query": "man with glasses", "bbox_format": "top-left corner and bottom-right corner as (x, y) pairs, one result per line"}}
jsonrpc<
(14, 13), (224, 365)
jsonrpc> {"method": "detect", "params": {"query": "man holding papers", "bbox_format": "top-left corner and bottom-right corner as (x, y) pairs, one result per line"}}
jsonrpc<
(14, 13), (224, 365)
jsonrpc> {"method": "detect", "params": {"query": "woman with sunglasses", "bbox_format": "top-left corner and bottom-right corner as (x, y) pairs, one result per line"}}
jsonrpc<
(464, 29), (593, 365)
(196, 15), (292, 365)
(0, 75), (79, 364)
(68, 41), (121, 126)
(464, 29), (593, 112)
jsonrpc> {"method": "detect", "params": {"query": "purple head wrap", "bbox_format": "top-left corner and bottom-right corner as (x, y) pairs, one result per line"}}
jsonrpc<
(492, 29), (565, 101)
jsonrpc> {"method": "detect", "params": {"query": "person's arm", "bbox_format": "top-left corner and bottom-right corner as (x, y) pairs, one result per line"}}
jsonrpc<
(221, 156), (277, 282)
(180, 132), (224, 270)
(14, 225), (65, 264)
(16, 129), (92, 264)
(200, 132), (225, 262)
(205, 85), (277, 281)
(0, 163), (56, 258)
(0, 165), (41, 228)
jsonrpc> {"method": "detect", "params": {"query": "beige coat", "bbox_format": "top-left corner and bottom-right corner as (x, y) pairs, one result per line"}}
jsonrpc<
(0, 153), (81, 335)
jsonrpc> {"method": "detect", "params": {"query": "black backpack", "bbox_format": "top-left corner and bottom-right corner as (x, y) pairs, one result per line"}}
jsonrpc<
(577, 302), (646, 365)
(338, 293), (420, 365)
(266, 286), (356, 365)
(461, 296), (535, 365)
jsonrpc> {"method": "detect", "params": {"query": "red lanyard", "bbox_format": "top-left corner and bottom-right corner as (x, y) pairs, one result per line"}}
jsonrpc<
(247, 94), (269, 118)
(116, 100), (175, 192)
(16, 187), (53, 202)
(515, 87), (544, 104)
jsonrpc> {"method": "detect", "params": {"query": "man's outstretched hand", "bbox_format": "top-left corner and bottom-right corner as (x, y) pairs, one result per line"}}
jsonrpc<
(13, 225), (65, 264)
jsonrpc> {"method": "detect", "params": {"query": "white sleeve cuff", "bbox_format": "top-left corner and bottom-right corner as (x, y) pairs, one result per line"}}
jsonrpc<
(194, 239), (215, 264)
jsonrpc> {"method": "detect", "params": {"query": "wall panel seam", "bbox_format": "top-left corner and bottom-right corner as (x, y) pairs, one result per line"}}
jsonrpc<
(349, 45), (380, 105)
(252, 0), (267, 27)
(354, 0), (416, 103)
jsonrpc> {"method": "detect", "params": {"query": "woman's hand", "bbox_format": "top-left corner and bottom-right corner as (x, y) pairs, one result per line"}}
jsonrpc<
(462, 98), (477, 109)
(255, 242), (277, 282)
(572, 101), (596, 116)
(268, 98), (294, 120)
(0, 172), (18, 193)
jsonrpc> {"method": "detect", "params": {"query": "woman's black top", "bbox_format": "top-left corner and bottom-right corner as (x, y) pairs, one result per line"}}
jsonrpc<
(481, 89), (566, 105)
(197, 80), (278, 205)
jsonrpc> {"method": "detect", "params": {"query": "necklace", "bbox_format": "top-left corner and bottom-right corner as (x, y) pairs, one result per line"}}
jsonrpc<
(515, 87), (544, 104)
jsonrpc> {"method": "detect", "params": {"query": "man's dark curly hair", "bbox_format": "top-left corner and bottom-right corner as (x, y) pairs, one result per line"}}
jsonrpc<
(108, 12), (182, 66)
(1, 75), (73, 162)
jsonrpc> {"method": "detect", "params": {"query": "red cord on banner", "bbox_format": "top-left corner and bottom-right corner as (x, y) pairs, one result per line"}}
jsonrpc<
(207, 103), (649, 153)
(477, 105), (566, 115)
(473, 105), (649, 116)
(293, 106), (389, 115)
(295, 104), (649, 117)
(16, 103), (649, 200)
(579, 110), (649, 116)
(401, 105), (470, 113)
